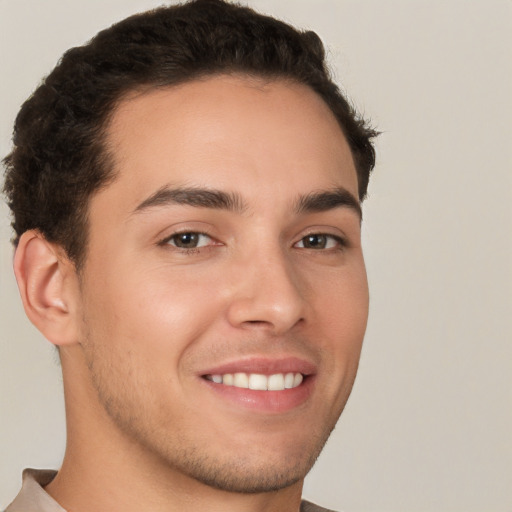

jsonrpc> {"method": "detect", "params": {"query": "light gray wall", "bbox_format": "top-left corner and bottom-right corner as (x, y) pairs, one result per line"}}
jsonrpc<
(1, 1), (511, 510)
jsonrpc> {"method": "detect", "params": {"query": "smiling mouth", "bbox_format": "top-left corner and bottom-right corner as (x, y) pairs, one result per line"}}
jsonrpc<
(203, 372), (304, 391)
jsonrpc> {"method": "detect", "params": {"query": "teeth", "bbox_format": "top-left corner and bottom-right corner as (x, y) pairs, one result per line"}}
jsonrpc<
(206, 372), (304, 391)
(268, 373), (285, 391)
(284, 372), (295, 389)
(249, 374), (267, 390)
(233, 372), (249, 388)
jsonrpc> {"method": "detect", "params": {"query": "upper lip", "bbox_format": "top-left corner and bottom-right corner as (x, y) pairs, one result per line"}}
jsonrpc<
(199, 356), (317, 377)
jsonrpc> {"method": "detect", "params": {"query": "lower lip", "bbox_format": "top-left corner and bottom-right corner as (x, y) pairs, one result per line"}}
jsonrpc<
(201, 376), (315, 414)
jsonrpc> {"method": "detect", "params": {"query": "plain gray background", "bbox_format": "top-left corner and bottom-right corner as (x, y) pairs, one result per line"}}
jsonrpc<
(1, 1), (511, 511)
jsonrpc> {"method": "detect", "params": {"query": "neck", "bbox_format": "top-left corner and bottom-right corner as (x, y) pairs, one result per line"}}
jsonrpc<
(46, 346), (304, 512)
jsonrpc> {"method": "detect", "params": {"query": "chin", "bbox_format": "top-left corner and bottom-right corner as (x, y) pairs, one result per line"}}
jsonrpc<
(147, 420), (336, 495)
(170, 448), (319, 494)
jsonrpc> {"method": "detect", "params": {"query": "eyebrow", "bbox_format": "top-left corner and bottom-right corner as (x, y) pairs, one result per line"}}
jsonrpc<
(295, 188), (362, 219)
(132, 186), (247, 214)
(131, 185), (361, 219)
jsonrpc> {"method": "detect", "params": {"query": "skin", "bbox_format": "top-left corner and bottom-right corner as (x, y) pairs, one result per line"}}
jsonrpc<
(16, 75), (369, 512)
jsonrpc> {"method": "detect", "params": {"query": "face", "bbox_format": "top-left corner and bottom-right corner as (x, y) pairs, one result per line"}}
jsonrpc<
(75, 75), (369, 493)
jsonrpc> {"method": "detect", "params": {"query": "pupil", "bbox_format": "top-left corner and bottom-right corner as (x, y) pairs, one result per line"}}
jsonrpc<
(177, 233), (198, 247)
(305, 235), (325, 248)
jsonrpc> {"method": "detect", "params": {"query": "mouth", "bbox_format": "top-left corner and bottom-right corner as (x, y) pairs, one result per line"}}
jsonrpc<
(199, 357), (315, 413)
(203, 372), (304, 390)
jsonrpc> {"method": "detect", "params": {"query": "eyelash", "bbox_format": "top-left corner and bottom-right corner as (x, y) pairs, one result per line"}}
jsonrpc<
(294, 233), (348, 251)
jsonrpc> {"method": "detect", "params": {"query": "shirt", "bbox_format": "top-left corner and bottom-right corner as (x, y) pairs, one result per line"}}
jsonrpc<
(4, 469), (337, 512)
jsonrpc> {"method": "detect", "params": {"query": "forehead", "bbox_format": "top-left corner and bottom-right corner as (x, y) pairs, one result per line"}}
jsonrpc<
(98, 75), (358, 215)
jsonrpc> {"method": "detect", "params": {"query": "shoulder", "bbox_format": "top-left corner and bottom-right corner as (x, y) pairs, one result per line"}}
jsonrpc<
(4, 469), (64, 512)
(301, 499), (339, 512)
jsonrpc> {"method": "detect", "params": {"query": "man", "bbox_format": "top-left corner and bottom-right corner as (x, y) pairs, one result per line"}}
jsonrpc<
(2, 0), (377, 511)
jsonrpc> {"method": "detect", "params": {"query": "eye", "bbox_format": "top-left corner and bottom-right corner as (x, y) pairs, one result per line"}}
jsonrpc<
(164, 232), (213, 249)
(295, 234), (344, 250)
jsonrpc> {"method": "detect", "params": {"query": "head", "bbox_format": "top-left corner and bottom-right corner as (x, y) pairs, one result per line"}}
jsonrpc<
(4, 0), (377, 500)
(3, 0), (376, 271)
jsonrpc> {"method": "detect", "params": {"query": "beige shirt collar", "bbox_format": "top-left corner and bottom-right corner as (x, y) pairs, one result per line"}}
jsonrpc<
(4, 469), (65, 512)
(4, 468), (335, 512)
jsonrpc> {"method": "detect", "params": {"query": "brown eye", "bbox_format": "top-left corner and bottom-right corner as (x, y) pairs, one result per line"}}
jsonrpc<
(295, 234), (343, 250)
(167, 232), (211, 249)
(302, 234), (327, 249)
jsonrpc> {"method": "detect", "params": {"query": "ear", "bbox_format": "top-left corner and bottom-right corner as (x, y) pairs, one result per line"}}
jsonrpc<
(14, 230), (81, 347)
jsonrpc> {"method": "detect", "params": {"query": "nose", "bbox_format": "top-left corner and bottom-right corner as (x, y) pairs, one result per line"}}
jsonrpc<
(226, 248), (307, 335)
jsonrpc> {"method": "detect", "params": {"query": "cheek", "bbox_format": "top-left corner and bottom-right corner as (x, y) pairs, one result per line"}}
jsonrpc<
(317, 260), (369, 336)
(81, 262), (227, 361)
(312, 261), (369, 375)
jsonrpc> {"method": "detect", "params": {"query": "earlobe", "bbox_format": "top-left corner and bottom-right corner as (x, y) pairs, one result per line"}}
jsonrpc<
(14, 230), (80, 347)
